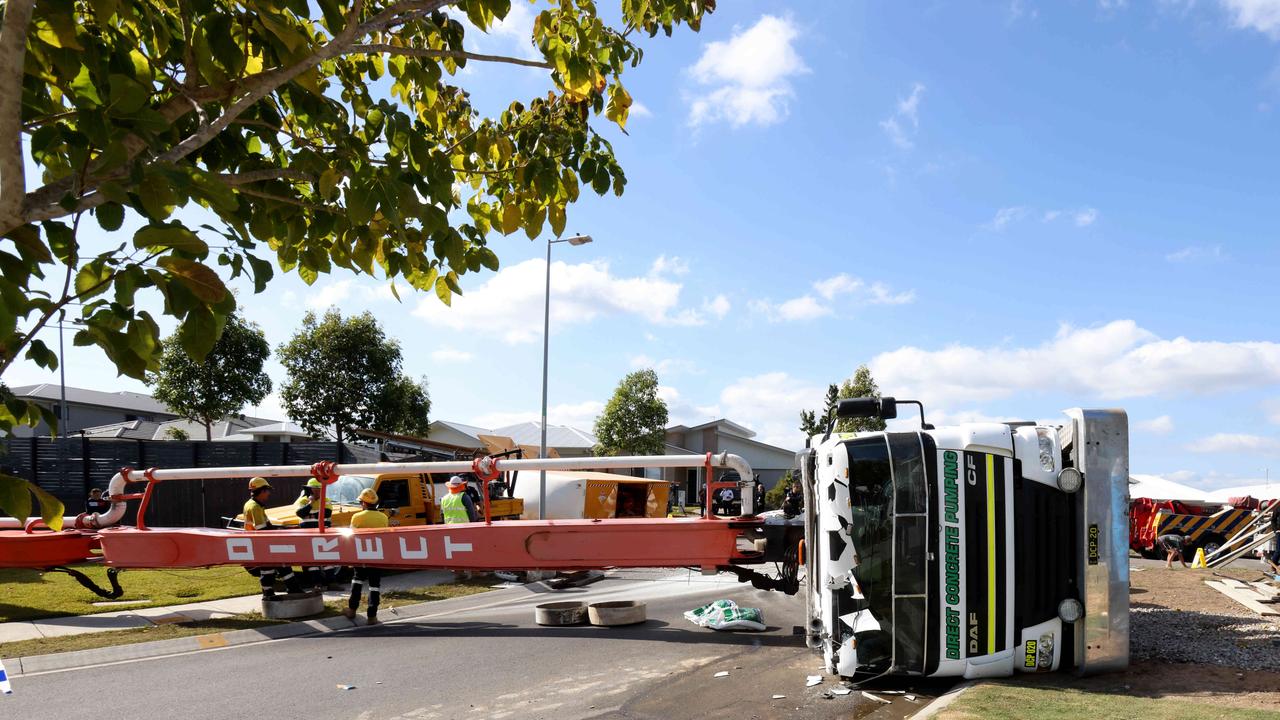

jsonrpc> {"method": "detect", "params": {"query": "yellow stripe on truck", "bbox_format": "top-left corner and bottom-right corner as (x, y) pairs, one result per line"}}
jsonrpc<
(986, 453), (996, 656)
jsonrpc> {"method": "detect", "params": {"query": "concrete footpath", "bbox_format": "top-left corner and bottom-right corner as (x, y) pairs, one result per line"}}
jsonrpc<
(0, 569), (454, 644)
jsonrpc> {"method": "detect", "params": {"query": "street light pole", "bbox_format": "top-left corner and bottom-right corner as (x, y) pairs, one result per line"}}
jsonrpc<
(57, 311), (68, 438)
(539, 233), (593, 519)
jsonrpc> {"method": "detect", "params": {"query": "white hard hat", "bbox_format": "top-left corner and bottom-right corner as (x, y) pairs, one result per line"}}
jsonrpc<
(447, 475), (466, 488)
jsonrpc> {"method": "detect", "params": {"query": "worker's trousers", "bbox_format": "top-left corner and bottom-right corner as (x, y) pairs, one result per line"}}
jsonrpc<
(348, 567), (382, 619)
(247, 566), (301, 597)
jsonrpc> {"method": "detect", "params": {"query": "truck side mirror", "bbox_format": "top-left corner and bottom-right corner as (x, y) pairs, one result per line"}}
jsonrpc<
(836, 397), (898, 420)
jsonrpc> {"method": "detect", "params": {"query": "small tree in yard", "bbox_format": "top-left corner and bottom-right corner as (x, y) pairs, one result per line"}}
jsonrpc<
(594, 369), (668, 457)
(149, 313), (272, 441)
(799, 383), (840, 438)
(277, 309), (428, 444)
(764, 470), (793, 510)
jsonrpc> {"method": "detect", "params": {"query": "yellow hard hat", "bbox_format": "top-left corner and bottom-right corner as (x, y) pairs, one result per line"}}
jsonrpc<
(248, 477), (271, 491)
(305, 478), (323, 489)
(358, 488), (378, 505)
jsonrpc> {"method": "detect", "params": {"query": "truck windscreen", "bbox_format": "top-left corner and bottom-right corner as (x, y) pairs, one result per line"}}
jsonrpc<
(845, 434), (929, 674)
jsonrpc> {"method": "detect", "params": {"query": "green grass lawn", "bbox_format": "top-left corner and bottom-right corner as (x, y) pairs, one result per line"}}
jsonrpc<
(0, 564), (262, 623)
(943, 683), (1280, 720)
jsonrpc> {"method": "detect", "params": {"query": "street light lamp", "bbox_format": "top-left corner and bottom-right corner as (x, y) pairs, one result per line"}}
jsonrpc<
(540, 233), (592, 519)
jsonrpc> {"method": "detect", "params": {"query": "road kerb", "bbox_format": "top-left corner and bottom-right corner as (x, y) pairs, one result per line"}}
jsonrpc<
(910, 680), (975, 719)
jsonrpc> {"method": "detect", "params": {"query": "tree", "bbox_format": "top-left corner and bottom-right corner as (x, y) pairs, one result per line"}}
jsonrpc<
(148, 313), (271, 440)
(799, 383), (840, 437)
(764, 470), (792, 510)
(594, 369), (668, 457)
(799, 366), (887, 436)
(277, 309), (428, 443)
(835, 365), (887, 434)
(0, 0), (716, 435)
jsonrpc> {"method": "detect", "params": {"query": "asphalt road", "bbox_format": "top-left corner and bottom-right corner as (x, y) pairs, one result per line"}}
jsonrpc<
(3, 570), (943, 720)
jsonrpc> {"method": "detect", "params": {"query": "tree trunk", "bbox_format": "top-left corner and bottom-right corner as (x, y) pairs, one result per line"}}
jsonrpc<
(205, 420), (212, 441)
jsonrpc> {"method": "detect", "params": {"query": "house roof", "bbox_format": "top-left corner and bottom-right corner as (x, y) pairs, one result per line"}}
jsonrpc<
(80, 419), (162, 440)
(670, 418), (757, 439)
(492, 421), (597, 449)
(241, 421), (311, 437)
(427, 420), (492, 443)
(11, 384), (174, 416)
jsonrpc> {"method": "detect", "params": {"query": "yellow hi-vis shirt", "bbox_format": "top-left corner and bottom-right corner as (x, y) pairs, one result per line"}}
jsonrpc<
(243, 499), (269, 530)
(350, 509), (389, 529)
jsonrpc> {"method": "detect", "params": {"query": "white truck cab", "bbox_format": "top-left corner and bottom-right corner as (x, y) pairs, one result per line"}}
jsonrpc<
(798, 401), (1129, 679)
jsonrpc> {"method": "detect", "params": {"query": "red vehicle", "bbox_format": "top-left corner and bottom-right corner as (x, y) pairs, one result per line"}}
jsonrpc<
(1129, 497), (1256, 558)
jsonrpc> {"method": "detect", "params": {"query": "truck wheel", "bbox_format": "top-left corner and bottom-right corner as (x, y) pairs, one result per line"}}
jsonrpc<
(1198, 535), (1225, 559)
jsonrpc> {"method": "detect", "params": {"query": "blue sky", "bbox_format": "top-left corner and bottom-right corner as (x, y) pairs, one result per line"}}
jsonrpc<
(9, 1), (1280, 491)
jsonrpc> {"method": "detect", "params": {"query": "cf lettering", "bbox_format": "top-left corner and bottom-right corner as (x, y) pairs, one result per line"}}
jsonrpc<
(399, 536), (429, 560)
(312, 537), (341, 561)
(355, 537), (384, 560)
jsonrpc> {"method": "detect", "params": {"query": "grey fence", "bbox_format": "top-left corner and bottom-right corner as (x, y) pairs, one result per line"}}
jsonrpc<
(0, 437), (362, 528)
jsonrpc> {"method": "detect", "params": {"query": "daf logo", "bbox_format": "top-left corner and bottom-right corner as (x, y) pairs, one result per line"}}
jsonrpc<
(965, 455), (978, 486)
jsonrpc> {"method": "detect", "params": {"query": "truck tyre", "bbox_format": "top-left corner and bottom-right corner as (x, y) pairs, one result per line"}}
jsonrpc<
(1197, 534), (1226, 559)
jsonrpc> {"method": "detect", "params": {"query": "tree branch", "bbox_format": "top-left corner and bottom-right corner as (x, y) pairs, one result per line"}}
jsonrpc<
(219, 168), (314, 185)
(0, 0), (35, 234)
(349, 43), (551, 69)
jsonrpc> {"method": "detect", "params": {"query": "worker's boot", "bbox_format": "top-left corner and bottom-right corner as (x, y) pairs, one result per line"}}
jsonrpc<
(366, 612), (379, 626)
(342, 607), (355, 620)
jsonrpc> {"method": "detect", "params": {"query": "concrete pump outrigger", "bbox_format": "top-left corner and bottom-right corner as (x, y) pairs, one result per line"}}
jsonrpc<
(0, 401), (1131, 682)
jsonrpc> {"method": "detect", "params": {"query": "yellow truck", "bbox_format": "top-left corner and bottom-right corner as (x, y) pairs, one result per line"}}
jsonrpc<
(236, 472), (524, 528)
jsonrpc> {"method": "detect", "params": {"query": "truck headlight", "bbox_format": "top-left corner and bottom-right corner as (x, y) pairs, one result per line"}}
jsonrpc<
(1058, 598), (1083, 623)
(1056, 467), (1083, 494)
(1036, 428), (1055, 472)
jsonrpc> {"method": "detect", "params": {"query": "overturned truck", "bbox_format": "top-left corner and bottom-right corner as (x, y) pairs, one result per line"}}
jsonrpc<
(800, 402), (1129, 679)
(0, 400), (1129, 681)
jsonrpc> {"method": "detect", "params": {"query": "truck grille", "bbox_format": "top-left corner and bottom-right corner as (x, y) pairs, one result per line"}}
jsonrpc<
(1013, 471), (1077, 629)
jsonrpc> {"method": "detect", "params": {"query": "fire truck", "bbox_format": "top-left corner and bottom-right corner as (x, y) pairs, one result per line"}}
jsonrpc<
(0, 400), (1130, 680)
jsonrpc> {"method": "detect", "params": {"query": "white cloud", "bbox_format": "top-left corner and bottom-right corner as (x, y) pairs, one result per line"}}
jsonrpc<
(752, 274), (914, 323)
(1099, 0), (1129, 10)
(1007, 0), (1039, 23)
(431, 348), (474, 363)
(719, 372), (824, 449)
(470, 400), (605, 432)
(630, 102), (653, 118)
(704, 294), (731, 319)
(987, 205), (1097, 231)
(650, 254), (690, 276)
(1188, 432), (1280, 455)
(985, 206), (1030, 230)
(413, 258), (718, 343)
(880, 83), (926, 149)
(1265, 398), (1280, 424)
(871, 319), (1280, 407)
(1074, 207), (1099, 227)
(1220, 0), (1280, 40)
(687, 15), (808, 128)
(1136, 415), (1175, 434)
(629, 355), (701, 376)
(1166, 244), (1224, 263)
(658, 385), (721, 427)
(448, 2), (539, 60)
(304, 278), (396, 310)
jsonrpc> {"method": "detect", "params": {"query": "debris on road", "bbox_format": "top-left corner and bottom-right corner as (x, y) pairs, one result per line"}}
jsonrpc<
(905, 694), (919, 702)
(713, 671), (730, 678)
(830, 687), (851, 696)
(771, 694), (786, 700)
(1, 658), (13, 695)
(805, 675), (823, 687)
(683, 599), (766, 631)
(861, 691), (891, 704)
(336, 684), (355, 691)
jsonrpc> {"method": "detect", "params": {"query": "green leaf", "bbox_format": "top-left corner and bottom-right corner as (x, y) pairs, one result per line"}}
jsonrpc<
(29, 482), (66, 531)
(247, 254), (274, 293)
(74, 262), (113, 300)
(501, 203), (521, 235)
(319, 168), (341, 201)
(0, 475), (33, 525)
(134, 224), (208, 254)
(96, 202), (125, 231)
(548, 203), (566, 237)
(434, 275), (451, 306)
(69, 64), (103, 106)
(176, 306), (218, 359)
